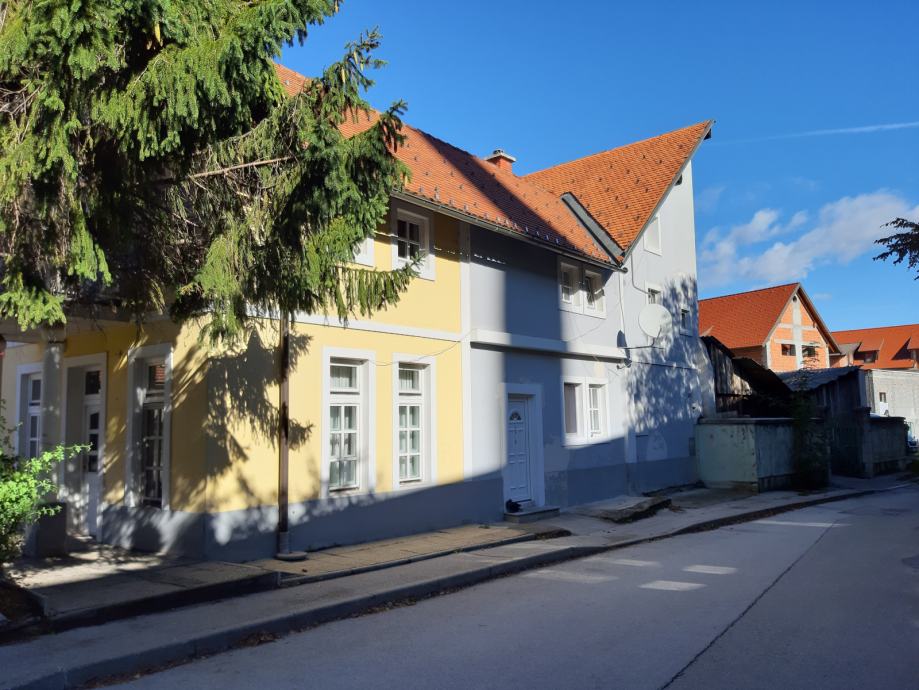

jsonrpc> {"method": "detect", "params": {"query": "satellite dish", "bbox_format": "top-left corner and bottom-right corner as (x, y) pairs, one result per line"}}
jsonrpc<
(638, 303), (672, 340)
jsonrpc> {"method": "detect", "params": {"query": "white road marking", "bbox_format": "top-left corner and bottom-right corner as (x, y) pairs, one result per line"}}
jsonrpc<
(683, 565), (738, 575)
(603, 558), (661, 567)
(524, 569), (617, 584)
(755, 520), (843, 528)
(640, 580), (706, 591)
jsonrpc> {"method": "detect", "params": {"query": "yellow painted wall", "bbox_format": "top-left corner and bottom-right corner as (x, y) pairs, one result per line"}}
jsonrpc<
(204, 207), (465, 513)
(0, 320), (209, 513)
(205, 319), (464, 512)
(366, 207), (462, 334)
(0, 205), (465, 519)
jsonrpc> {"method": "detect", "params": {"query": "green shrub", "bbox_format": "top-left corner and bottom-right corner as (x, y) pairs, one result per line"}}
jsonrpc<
(0, 410), (83, 564)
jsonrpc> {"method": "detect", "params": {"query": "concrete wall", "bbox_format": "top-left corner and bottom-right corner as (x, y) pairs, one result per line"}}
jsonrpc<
(864, 369), (919, 442)
(862, 416), (910, 476)
(696, 419), (797, 491)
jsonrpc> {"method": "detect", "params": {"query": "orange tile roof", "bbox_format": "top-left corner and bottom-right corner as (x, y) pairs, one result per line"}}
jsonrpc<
(273, 64), (607, 262)
(832, 324), (919, 370)
(523, 122), (713, 252)
(698, 283), (799, 350)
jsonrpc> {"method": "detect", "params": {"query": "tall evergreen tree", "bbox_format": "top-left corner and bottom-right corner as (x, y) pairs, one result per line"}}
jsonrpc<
(0, 0), (415, 337)
(1, 1), (417, 557)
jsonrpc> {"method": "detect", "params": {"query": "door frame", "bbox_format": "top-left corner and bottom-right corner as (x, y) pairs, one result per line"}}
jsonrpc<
(60, 352), (107, 535)
(499, 383), (546, 507)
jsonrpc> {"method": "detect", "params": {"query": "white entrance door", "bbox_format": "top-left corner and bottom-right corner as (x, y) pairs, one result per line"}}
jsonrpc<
(82, 403), (102, 536)
(505, 396), (531, 503)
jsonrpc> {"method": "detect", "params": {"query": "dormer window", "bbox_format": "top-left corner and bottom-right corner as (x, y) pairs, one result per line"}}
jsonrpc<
(559, 260), (606, 317)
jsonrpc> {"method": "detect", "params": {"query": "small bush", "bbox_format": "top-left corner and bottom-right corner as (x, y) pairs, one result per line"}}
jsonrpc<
(0, 407), (83, 565)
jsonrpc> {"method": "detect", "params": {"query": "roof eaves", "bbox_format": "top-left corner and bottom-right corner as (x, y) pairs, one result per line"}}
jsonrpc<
(795, 285), (841, 354)
(620, 119), (715, 261)
(761, 283), (801, 348)
(391, 189), (616, 269)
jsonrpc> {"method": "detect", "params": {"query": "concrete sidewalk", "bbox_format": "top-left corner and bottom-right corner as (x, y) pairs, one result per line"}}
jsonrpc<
(4, 523), (560, 634)
(1, 475), (911, 690)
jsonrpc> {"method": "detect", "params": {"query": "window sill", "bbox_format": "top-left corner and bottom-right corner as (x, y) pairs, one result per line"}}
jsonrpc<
(563, 435), (614, 448)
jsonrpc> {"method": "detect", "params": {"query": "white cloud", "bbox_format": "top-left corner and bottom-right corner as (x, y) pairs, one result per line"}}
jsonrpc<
(699, 190), (918, 289)
(696, 185), (725, 214)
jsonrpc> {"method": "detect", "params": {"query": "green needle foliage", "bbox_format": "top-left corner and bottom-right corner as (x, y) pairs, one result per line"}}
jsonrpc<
(876, 218), (919, 281)
(0, 0), (415, 339)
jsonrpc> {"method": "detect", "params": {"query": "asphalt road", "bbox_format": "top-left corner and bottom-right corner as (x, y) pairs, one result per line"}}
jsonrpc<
(113, 485), (919, 690)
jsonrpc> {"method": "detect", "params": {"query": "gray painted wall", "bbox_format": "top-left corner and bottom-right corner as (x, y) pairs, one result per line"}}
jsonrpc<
(468, 161), (711, 508)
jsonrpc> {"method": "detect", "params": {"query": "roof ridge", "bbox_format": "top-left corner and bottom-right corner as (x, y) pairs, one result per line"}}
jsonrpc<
(524, 120), (712, 179)
(833, 323), (919, 333)
(700, 282), (799, 302)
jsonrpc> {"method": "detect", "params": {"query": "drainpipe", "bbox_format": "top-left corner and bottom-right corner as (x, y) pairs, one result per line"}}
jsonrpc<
(276, 312), (307, 561)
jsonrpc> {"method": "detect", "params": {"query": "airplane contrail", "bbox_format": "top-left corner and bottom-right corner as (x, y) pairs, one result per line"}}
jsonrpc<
(716, 120), (919, 145)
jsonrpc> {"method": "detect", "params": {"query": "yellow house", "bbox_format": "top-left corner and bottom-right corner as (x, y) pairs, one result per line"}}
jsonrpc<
(1, 66), (714, 560)
(0, 196), (476, 559)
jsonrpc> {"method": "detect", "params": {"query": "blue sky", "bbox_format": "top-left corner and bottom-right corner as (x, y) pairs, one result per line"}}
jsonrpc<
(282, 0), (919, 330)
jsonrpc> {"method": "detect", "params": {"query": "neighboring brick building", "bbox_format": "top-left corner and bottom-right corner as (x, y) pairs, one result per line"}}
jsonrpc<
(699, 283), (840, 373)
(832, 324), (919, 444)
(831, 324), (919, 371)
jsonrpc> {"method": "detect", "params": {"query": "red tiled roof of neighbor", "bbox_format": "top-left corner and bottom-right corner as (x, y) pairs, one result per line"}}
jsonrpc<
(273, 64), (608, 262)
(832, 324), (919, 370)
(698, 283), (799, 350)
(524, 121), (713, 252)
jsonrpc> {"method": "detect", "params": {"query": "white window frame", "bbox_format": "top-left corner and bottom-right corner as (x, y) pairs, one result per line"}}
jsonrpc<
(559, 258), (606, 318)
(587, 382), (608, 439)
(562, 378), (583, 442)
(559, 261), (582, 313)
(561, 376), (611, 446)
(125, 343), (173, 510)
(391, 354), (437, 488)
(645, 282), (663, 306)
(644, 214), (663, 255)
(391, 206), (435, 280)
(583, 269), (606, 317)
(321, 348), (376, 497)
(352, 234), (375, 267)
(14, 362), (43, 457)
(328, 360), (363, 492)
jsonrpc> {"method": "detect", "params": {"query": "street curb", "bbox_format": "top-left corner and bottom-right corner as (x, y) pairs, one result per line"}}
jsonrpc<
(4, 484), (901, 690)
(276, 527), (569, 587)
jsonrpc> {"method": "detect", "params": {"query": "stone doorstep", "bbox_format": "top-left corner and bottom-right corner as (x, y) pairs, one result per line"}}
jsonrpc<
(503, 505), (561, 523)
(570, 496), (672, 523)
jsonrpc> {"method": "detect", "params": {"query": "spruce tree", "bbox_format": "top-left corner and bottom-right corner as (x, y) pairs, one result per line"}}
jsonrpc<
(0, 0), (415, 336)
(876, 218), (919, 280)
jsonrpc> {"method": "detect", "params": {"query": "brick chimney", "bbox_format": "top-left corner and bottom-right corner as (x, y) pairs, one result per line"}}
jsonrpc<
(484, 149), (516, 173)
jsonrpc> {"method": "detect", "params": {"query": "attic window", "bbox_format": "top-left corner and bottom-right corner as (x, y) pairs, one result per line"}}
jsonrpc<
(675, 174), (683, 186)
(781, 343), (796, 357)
